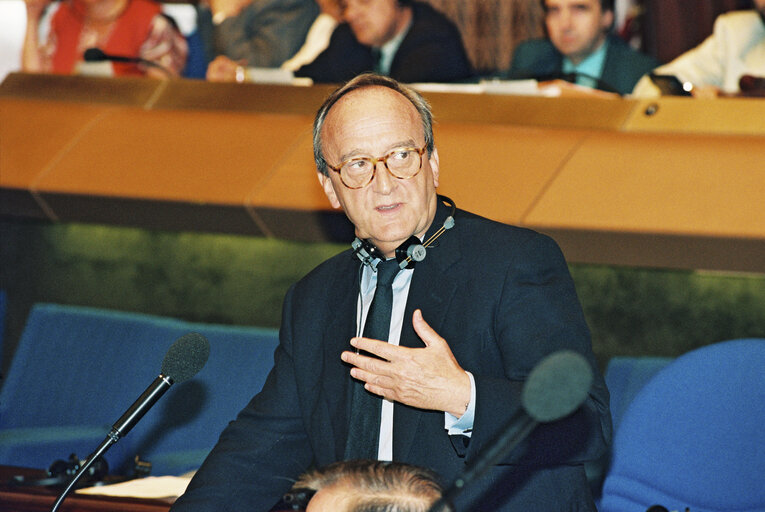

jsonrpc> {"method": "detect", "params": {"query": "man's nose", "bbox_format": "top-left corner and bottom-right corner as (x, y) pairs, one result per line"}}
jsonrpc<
(371, 161), (395, 193)
(559, 8), (573, 28)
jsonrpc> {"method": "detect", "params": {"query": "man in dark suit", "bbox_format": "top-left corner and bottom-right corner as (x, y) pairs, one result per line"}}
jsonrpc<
(198, 0), (319, 71)
(507, 0), (657, 95)
(170, 73), (611, 512)
(295, 0), (473, 83)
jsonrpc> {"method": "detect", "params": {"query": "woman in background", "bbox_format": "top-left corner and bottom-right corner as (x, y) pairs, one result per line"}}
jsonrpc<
(22, 0), (187, 78)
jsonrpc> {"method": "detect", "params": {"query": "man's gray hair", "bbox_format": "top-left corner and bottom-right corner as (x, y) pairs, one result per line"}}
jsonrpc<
(293, 459), (450, 512)
(313, 73), (435, 176)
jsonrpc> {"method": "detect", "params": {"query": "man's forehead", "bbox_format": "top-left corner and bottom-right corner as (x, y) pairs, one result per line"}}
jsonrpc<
(329, 85), (412, 115)
(323, 86), (419, 132)
(545, 0), (600, 8)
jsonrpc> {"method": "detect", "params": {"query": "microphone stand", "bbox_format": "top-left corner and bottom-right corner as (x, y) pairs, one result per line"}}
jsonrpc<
(427, 411), (538, 512)
(49, 374), (173, 511)
(83, 47), (173, 78)
(49, 439), (114, 512)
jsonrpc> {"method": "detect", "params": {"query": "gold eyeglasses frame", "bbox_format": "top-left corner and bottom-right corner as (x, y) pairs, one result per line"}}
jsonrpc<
(326, 145), (427, 189)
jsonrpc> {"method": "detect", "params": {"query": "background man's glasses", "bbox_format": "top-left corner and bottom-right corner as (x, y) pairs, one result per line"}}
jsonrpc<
(328, 145), (427, 189)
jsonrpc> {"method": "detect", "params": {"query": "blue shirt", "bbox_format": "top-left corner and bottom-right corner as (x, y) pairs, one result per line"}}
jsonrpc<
(562, 38), (609, 89)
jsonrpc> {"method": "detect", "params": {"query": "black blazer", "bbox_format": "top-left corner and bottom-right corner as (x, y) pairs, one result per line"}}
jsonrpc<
(171, 203), (611, 511)
(295, 1), (473, 83)
(507, 35), (659, 95)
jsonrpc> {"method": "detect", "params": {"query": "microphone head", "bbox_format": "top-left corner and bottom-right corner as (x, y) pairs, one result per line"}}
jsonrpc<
(161, 332), (210, 383)
(83, 47), (107, 62)
(521, 350), (593, 423)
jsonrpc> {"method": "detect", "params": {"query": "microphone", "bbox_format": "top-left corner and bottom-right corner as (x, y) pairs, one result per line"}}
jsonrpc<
(49, 333), (210, 512)
(429, 350), (593, 512)
(739, 74), (765, 95)
(83, 47), (172, 77)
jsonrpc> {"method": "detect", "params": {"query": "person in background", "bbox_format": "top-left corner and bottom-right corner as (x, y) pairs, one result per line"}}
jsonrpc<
(206, 0), (342, 82)
(294, 0), (473, 83)
(507, 0), (657, 95)
(169, 73), (610, 512)
(200, 0), (318, 80)
(283, 460), (450, 512)
(632, 0), (765, 97)
(281, 0), (343, 72)
(22, 0), (187, 78)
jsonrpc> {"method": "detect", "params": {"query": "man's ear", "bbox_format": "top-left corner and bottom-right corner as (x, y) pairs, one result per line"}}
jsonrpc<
(602, 9), (614, 32)
(318, 171), (342, 209)
(429, 147), (440, 188)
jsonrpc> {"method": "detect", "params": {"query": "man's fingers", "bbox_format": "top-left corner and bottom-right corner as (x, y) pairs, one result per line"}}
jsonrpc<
(412, 309), (446, 349)
(349, 336), (401, 360)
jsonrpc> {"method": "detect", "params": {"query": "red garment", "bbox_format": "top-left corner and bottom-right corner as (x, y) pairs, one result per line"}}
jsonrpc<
(50, 0), (160, 76)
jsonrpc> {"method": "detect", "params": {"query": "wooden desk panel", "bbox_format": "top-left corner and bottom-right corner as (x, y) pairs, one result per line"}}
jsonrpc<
(33, 108), (314, 205)
(433, 122), (588, 225)
(524, 131), (765, 239)
(0, 467), (171, 512)
(0, 99), (111, 189)
(2, 74), (764, 272)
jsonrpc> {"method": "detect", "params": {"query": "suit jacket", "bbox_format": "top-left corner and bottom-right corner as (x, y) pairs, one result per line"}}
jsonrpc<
(171, 202), (612, 511)
(295, 1), (473, 83)
(508, 35), (658, 95)
(197, 0), (319, 68)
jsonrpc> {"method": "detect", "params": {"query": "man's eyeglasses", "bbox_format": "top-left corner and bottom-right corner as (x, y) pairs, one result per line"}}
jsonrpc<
(327, 145), (427, 189)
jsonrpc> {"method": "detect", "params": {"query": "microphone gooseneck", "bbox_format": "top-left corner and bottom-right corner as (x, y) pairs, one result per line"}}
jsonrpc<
(83, 47), (172, 77)
(49, 333), (210, 512)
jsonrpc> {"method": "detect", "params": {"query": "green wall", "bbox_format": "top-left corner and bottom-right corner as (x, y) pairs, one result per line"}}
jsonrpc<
(2, 218), (764, 376)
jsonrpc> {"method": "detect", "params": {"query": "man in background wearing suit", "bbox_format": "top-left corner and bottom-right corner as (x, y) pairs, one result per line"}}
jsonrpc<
(295, 0), (473, 83)
(170, 73), (611, 511)
(198, 0), (319, 72)
(508, 0), (657, 95)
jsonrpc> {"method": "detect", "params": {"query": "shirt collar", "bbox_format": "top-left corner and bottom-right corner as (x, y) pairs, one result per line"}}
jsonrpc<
(376, 17), (412, 75)
(562, 37), (609, 88)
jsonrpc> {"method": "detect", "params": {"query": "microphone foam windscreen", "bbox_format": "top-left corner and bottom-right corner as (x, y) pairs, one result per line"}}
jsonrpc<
(83, 48), (105, 62)
(161, 332), (210, 383)
(521, 350), (593, 423)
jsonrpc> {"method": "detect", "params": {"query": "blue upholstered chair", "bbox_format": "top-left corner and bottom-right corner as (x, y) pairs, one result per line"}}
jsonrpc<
(603, 356), (673, 436)
(0, 303), (279, 476)
(0, 289), (6, 371)
(589, 355), (673, 501)
(598, 338), (765, 512)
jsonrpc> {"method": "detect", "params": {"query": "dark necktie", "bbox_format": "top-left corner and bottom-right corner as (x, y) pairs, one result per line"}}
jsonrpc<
(371, 47), (382, 74)
(344, 258), (400, 460)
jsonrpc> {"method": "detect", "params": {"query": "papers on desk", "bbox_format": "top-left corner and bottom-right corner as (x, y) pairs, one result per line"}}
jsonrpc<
(411, 79), (619, 98)
(411, 79), (544, 96)
(244, 67), (314, 86)
(76, 475), (192, 499)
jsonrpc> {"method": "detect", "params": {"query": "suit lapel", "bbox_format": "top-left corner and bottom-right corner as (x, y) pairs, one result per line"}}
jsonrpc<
(316, 254), (361, 460)
(394, 203), (462, 460)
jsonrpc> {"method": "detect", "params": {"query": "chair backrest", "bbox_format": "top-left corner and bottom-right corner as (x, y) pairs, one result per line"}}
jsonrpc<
(0, 303), (279, 476)
(589, 355), (673, 500)
(604, 356), (673, 434)
(599, 338), (765, 512)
